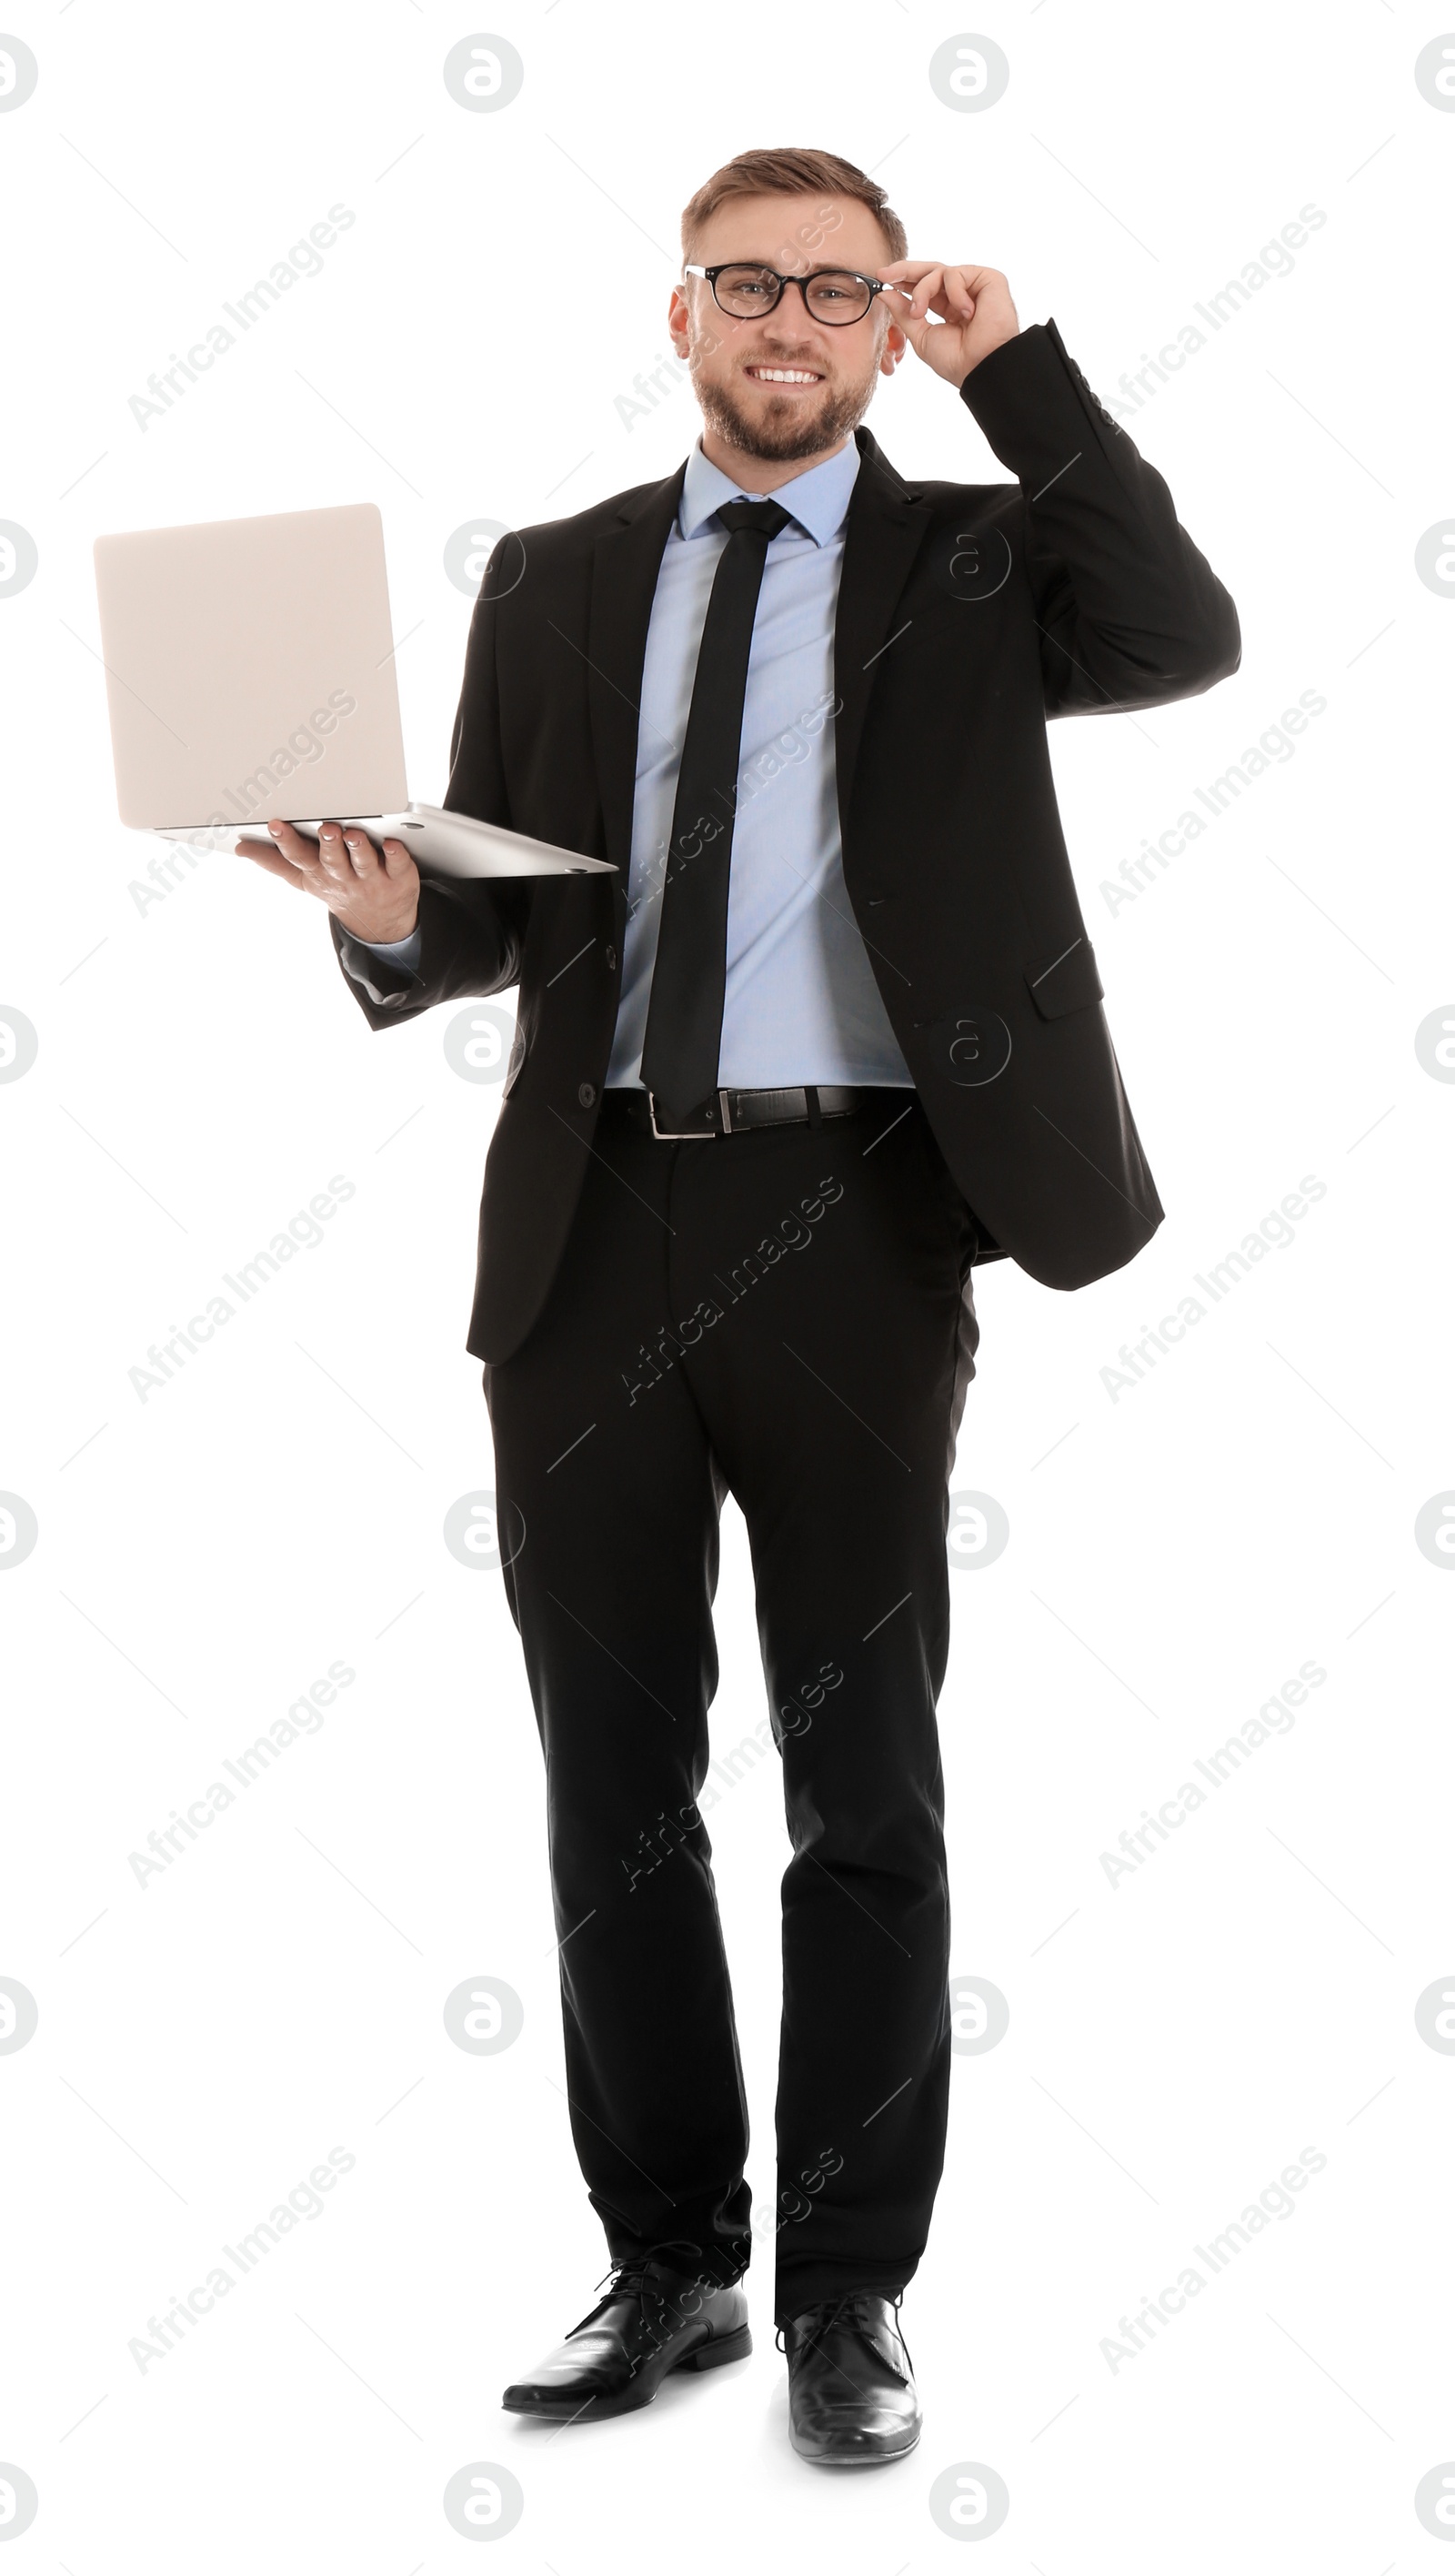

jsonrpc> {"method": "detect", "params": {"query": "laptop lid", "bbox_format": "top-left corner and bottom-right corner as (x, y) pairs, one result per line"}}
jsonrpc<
(93, 502), (408, 832)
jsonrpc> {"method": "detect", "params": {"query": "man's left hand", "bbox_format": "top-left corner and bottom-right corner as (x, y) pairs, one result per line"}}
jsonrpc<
(878, 262), (1019, 384)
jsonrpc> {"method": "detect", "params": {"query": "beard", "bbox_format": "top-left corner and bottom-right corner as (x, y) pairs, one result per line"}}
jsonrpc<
(693, 357), (878, 463)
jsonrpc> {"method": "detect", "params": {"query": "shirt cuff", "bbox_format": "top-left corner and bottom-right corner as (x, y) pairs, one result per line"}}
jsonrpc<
(354, 927), (423, 970)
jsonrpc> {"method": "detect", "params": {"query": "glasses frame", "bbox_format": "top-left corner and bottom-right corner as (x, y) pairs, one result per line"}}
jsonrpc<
(681, 262), (891, 327)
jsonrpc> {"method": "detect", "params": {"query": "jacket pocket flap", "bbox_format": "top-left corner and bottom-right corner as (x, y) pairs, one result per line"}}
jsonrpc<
(1024, 933), (1103, 1020)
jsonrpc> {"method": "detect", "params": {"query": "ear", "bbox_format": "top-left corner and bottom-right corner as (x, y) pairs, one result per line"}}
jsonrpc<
(667, 283), (691, 358)
(878, 320), (906, 378)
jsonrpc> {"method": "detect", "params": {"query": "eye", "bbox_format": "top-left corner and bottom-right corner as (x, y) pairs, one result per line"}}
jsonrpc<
(806, 273), (869, 314)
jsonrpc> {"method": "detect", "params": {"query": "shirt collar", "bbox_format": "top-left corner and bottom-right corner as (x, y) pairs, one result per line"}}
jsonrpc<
(677, 435), (860, 548)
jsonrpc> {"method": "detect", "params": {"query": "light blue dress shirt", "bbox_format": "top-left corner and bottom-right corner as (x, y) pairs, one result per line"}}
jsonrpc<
(355, 437), (911, 1091)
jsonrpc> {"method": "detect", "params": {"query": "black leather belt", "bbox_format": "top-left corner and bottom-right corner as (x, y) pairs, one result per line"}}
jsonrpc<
(604, 1084), (887, 1138)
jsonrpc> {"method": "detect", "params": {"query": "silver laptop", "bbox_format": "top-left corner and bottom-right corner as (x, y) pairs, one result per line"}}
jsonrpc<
(92, 502), (615, 881)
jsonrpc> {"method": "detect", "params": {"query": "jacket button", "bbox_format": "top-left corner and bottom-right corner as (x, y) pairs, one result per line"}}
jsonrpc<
(578, 1082), (597, 1108)
(605, 944), (617, 970)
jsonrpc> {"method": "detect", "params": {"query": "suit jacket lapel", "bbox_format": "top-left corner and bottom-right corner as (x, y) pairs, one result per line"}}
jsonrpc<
(586, 463), (687, 884)
(584, 429), (930, 884)
(833, 427), (935, 832)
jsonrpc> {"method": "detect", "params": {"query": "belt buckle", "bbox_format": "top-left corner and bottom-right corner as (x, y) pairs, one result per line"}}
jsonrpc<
(647, 1090), (727, 1140)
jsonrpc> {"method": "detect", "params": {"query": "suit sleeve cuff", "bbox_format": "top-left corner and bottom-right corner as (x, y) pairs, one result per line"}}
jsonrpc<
(958, 318), (1118, 479)
(333, 916), (423, 1006)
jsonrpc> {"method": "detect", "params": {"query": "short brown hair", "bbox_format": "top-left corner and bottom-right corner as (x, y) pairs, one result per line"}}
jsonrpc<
(680, 146), (908, 268)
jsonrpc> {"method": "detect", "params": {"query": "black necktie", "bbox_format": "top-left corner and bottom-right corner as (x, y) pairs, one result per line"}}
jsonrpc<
(638, 496), (793, 1125)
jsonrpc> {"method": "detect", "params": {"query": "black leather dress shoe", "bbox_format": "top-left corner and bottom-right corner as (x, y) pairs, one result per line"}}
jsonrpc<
(782, 2292), (920, 2466)
(501, 2256), (751, 2420)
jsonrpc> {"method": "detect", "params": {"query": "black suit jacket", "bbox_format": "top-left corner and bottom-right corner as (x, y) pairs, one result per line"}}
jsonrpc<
(333, 318), (1239, 1364)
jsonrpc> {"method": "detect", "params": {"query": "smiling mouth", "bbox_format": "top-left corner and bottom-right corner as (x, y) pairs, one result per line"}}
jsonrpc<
(743, 364), (825, 388)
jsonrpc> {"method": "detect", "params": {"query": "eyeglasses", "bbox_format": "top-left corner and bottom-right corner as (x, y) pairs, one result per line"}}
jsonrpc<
(682, 263), (890, 326)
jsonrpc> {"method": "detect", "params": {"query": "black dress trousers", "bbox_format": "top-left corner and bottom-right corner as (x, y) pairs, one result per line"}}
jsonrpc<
(483, 1088), (980, 2323)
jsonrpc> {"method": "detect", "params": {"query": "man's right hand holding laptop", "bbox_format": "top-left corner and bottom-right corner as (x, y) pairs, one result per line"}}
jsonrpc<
(234, 818), (420, 944)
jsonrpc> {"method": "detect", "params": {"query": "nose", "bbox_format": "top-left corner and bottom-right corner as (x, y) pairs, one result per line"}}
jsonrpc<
(758, 302), (824, 353)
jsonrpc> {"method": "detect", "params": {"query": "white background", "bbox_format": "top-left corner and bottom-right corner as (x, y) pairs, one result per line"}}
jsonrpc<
(2, 1), (1452, 2567)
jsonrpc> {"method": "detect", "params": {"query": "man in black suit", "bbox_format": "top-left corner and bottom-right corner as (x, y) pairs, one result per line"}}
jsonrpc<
(238, 145), (1238, 2467)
